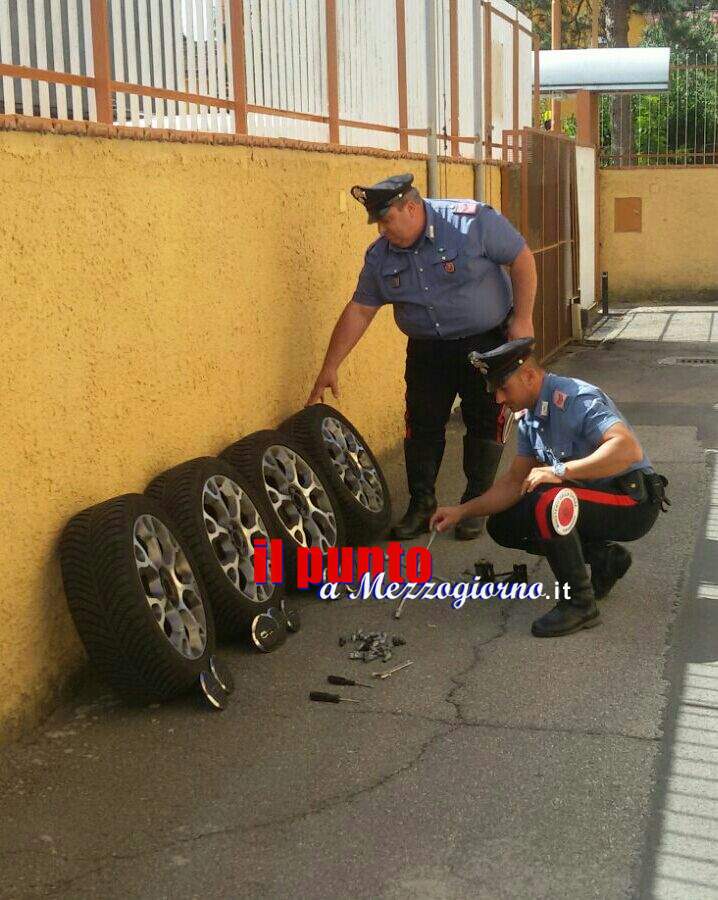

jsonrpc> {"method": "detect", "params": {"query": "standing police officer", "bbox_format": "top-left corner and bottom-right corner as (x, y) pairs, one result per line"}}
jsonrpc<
(431, 338), (669, 637)
(307, 174), (537, 540)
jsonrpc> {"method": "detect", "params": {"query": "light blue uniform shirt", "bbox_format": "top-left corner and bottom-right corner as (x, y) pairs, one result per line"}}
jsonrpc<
(351, 199), (526, 339)
(516, 373), (653, 488)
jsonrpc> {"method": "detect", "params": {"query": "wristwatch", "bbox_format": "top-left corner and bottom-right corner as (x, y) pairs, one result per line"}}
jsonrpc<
(552, 461), (567, 478)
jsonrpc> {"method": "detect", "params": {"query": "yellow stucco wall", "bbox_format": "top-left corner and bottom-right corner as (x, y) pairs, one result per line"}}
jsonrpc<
(599, 168), (718, 302)
(0, 130), (489, 741)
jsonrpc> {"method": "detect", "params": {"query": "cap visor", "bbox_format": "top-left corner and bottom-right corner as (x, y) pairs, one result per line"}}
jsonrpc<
(368, 204), (392, 224)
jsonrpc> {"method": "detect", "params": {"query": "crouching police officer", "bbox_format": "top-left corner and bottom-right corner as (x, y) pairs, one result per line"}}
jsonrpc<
(430, 338), (669, 637)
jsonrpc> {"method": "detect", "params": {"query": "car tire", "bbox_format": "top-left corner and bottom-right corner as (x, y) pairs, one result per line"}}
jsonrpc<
(59, 494), (215, 703)
(279, 404), (391, 542)
(145, 457), (285, 639)
(220, 430), (346, 589)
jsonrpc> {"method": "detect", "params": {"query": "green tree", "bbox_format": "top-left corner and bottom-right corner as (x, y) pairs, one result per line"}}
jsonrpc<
(515, 0), (718, 52)
(639, 1), (718, 52)
(514, 0), (595, 49)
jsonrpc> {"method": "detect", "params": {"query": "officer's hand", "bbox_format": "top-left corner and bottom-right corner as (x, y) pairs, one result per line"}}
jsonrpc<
(521, 466), (562, 495)
(507, 313), (535, 341)
(306, 368), (340, 406)
(430, 506), (463, 533)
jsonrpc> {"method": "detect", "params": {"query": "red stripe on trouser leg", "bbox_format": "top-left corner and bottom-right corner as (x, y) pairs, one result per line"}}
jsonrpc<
(404, 388), (411, 439)
(571, 488), (638, 507)
(534, 487), (563, 539)
(535, 484), (639, 541)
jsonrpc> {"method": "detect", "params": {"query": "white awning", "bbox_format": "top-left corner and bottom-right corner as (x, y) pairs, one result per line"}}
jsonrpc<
(539, 47), (671, 93)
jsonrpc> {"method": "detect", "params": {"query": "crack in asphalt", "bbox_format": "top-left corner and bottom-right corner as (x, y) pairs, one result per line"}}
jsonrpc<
(350, 707), (661, 744)
(19, 620), (512, 898)
(446, 611), (510, 725)
(30, 720), (457, 898)
(23, 706), (660, 898)
(9, 555), (658, 898)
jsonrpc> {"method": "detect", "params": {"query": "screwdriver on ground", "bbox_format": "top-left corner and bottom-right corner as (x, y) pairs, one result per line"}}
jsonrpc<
(309, 691), (361, 704)
(327, 675), (373, 689)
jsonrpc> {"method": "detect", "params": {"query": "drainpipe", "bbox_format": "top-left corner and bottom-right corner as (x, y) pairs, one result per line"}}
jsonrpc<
(426, 0), (439, 197)
(473, 0), (484, 201)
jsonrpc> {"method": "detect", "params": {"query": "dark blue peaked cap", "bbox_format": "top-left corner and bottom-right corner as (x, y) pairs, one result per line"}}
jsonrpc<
(469, 338), (536, 392)
(350, 173), (415, 223)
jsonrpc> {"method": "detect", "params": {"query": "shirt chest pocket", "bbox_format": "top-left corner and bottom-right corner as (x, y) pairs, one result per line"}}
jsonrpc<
(380, 257), (412, 299)
(430, 247), (461, 282)
(547, 438), (576, 462)
(431, 244), (490, 286)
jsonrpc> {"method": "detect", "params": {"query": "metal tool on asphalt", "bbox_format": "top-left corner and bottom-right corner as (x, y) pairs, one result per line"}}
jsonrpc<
(198, 670), (230, 710)
(472, 560), (528, 584)
(327, 675), (373, 689)
(394, 529), (437, 620)
(209, 655), (235, 694)
(280, 597), (301, 633)
(342, 629), (396, 662)
(309, 691), (361, 704)
(372, 660), (414, 680)
(285, 608), (301, 633)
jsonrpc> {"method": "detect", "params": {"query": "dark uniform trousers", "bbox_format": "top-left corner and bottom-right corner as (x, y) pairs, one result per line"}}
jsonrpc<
(486, 481), (661, 553)
(404, 324), (507, 503)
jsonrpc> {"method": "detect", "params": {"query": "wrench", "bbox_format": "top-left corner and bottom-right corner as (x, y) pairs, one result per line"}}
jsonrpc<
(372, 660), (414, 680)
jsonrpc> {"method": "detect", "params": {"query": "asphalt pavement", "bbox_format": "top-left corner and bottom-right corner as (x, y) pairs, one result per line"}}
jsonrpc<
(1, 308), (716, 899)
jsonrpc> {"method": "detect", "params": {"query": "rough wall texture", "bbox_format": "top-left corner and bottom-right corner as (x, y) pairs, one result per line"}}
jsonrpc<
(0, 130), (487, 741)
(599, 168), (718, 303)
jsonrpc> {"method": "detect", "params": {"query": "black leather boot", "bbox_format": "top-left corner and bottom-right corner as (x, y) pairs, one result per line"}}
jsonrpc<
(531, 532), (600, 637)
(455, 438), (504, 541)
(391, 438), (444, 540)
(583, 542), (632, 599)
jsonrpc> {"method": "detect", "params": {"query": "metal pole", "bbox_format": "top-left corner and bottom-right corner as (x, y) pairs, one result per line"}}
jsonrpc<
(89, 0), (112, 124)
(551, 0), (561, 132)
(601, 271), (609, 316)
(426, 0), (439, 197)
(473, 0), (483, 200)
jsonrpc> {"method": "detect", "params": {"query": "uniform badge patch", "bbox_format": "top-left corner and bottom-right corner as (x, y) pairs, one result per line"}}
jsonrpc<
(553, 390), (567, 409)
(454, 201), (478, 215)
(390, 275), (401, 288)
(540, 400), (549, 417)
(442, 261), (455, 273)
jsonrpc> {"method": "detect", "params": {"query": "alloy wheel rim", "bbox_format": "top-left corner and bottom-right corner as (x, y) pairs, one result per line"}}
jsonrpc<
(202, 475), (275, 604)
(320, 416), (385, 513)
(261, 445), (338, 550)
(133, 515), (208, 659)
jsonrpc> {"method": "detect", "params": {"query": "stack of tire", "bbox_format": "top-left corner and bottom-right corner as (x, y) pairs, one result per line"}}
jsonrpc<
(60, 405), (391, 705)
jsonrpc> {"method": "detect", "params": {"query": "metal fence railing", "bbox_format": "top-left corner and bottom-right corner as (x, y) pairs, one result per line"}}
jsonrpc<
(0, 0), (538, 159)
(491, 126), (578, 360)
(599, 51), (718, 167)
